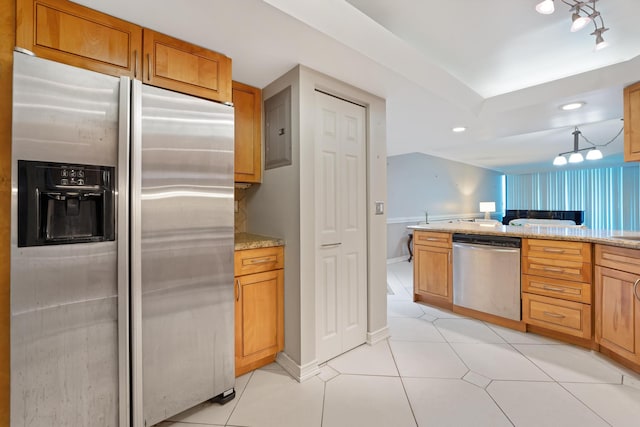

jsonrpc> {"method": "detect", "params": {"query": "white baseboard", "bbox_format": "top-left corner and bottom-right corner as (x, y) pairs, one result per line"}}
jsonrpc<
(276, 352), (320, 383)
(386, 256), (408, 264)
(367, 326), (390, 345)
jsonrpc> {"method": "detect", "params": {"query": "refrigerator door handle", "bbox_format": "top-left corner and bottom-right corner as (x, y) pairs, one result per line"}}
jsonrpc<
(117, 76), (132, 427)
(130, 79), (145, 427)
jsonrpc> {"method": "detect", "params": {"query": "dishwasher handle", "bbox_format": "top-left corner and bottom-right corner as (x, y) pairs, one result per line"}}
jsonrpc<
(453, 242), (521, 254)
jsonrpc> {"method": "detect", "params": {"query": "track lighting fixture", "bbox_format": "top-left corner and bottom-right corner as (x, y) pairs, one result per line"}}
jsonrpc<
(535, 1), (610, 50)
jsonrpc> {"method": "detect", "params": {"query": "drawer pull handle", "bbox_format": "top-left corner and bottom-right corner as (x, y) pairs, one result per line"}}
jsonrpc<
(542, 285), (566, 293)
(147, 53), (151, 80)
(543, 267), (565, 273)
(249, 257), (275, 264)
(543, 248), (565, 253)
(321, 243), (342, 248)
(236, 279), (240, 302)
(133, 50), (138, 78)
(425, 237), (441, 241)
(543, 311), (565, 319)
(634, 279), (640, 301)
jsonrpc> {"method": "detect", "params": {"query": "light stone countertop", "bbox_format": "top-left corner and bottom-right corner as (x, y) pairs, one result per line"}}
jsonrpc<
(235, 232), (284, 251)
(408, 222), (640, 250)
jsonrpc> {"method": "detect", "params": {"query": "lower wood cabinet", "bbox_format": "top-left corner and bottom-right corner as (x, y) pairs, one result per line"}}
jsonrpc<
(413, 231), (452, 309)
(595, 245), (640, 368)
(521, 238), (593, 341)
(234, 246), (284, 376)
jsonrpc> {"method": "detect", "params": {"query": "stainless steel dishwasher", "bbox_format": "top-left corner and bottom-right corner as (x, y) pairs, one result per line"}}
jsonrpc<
(453, 233), (522, 321)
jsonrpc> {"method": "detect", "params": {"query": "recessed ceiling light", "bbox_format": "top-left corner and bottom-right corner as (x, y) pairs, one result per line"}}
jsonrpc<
(561, 102), (585, 111)
(452, 127), (466, 133)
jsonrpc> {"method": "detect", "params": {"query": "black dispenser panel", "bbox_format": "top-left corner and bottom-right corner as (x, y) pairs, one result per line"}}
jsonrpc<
(18, 160), (116, 247)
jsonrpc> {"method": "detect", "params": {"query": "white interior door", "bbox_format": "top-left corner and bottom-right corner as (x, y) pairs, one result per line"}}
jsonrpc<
(315, 90), (367, 363)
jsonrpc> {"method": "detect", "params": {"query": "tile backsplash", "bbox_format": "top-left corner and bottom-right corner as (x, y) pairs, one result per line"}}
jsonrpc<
(235, 187), (247, 233)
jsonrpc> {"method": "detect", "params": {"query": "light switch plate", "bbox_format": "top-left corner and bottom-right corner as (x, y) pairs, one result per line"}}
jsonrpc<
(375, 201), (384, 215)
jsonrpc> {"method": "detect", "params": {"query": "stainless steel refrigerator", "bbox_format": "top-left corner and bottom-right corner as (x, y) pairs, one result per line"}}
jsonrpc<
(11, 51), (235, 427)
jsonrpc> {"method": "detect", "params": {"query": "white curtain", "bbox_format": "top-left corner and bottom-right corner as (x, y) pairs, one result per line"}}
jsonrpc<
(506, 165), (640, 231)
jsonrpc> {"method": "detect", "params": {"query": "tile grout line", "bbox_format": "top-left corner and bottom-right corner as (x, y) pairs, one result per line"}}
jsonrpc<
(319, 379), (327, 427)
(223, 370), (255, 427)
(556, 382), (614, 426)
(386, 337), (420, 427)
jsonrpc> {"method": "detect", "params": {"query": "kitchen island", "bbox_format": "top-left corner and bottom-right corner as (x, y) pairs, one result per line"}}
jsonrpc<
(408, 221), (640, 249)
(408, 222), (640, 374)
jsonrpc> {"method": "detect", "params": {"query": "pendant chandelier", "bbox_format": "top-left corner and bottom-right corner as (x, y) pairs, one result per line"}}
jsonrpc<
(535, 0), (610, 50)
(552, 125), (623, 166)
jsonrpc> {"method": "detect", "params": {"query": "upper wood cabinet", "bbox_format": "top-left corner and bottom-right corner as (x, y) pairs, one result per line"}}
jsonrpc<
(233, 81), (262, 183)
(624, 81), (640, 162)
(16, 0), (142, 78)
(143, 29), (232, 103)
(16, 1), (233, 103)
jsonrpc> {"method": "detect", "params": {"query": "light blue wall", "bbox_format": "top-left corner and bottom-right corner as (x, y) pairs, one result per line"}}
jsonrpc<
(387, 152), (504, 259)
(387, 153), (504, 219)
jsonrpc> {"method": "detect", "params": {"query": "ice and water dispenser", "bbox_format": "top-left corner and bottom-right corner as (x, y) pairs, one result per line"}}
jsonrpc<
(17, 160), (116, 246)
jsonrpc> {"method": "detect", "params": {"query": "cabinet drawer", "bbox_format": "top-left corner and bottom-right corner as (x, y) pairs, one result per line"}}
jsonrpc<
(235, 246), (284, 276)
(522, 275), (591, 304)
(413, 231), (451, 248)
(523, 293), (591, 339)
(522, 257), (591, 283)
(595, 244), (640, 276)
(523, 239), (591, 263)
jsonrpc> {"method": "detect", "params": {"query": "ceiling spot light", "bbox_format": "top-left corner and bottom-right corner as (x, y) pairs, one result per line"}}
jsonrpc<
(570, 5), (591, 32)
(593, 28), (609, 50)
(535, 0), (555, 14)
(452, 127), (466, 133)
(561, 102), (585, 111)
(536, 1), (610, 50)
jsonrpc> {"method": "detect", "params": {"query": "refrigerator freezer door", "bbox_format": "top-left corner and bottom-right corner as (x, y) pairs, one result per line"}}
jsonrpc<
(11, 53), (126, 426)
(131, 82), (235, 426)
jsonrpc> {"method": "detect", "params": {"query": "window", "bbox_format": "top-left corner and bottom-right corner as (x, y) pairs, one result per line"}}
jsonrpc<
(506, 165), (640, 230)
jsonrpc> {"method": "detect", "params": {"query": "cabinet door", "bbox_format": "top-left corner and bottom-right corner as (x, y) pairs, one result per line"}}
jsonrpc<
(414, 245), (452, 304)
(595, 266), (640, 364)
(624, 81), (640, 162)
(143, 29), (232, 103)
(17, 0), (142, 78)
(233, 81), (262, 183)
(235, 269), (283, 375)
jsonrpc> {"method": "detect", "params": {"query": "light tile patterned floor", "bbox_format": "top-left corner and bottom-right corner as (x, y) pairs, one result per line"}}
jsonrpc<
(156, 261), (640, 427)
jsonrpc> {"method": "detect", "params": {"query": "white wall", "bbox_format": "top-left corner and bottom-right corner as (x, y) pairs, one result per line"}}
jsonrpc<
(387, 152), (504, 260)
(247, 65), (388, 380)
(246, 67), (302, 363)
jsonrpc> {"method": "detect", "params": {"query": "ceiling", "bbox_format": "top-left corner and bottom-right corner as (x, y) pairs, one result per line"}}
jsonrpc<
(74, 0), (640, 174)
